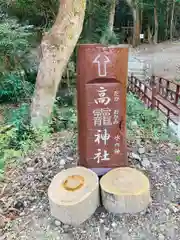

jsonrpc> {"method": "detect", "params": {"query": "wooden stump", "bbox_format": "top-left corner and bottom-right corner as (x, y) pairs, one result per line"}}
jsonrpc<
(48, 166), (99, 226)
(100, 167), (151, 214)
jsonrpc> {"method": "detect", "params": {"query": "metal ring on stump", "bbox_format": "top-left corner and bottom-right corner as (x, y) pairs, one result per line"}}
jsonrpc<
(62, 175), (85, 191)
(48, 167), (100, 226)
(100, 167), (151, 214)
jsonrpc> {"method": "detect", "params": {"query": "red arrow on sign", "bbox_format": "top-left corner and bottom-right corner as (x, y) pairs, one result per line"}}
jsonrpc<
(93, 54), (110, 77)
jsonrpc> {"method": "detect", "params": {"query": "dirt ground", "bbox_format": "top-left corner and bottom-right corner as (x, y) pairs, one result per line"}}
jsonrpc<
(130, 40), (180, 80)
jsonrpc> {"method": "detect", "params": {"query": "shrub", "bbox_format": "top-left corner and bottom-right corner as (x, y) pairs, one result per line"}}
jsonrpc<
(0, 73), (34, 103)
(0, 15), (34, 73)
(0, 14), (35, 103)
(100, 28), (120, 45)
(0, 104), (51, 179)
(0, 125), (21, 178)
(0, 0), (58, 27)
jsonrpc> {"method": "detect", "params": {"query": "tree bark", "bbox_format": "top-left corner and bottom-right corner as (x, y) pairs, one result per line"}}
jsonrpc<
(170, 0), (175, 41)
(165, 0), (169, 40)
(132, 8), (140, 47)
(31, 0), (86, 128)
(109, 0), (117, 32)
(140, 7), (143, 35)
(147, 25), (153, 44)
(126, 0), (140, 47)
(153, 0), (158, 44)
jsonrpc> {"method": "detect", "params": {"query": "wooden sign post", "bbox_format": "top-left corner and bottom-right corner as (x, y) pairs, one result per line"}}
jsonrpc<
(77, 44), (129, 176)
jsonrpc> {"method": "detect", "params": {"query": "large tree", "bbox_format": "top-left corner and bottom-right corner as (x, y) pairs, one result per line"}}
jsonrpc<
(126, 0), (140, 47)
(170, 0), (176, 40)
(109, 0), (117, 32)
(31, 0), (86, 127)
(153, 0), (158, 43)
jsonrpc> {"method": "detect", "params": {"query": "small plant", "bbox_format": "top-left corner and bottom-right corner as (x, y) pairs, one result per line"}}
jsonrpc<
(51, 104), (77, 132)
(0, 104), (51, 179)
(176, 155), (180, 162)
(5, 103), (30, 132)
(0, 125), (51, 179)
(0, 125), (21, 178)
(56, 88), (75, 107)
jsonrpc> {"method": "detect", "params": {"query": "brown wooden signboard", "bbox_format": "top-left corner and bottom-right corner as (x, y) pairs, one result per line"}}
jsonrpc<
(77, 44), (129, 176)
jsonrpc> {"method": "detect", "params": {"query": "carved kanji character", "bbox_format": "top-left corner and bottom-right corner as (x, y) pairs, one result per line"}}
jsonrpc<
(94, 129), (110, 145)
(94, 87), (111, 105)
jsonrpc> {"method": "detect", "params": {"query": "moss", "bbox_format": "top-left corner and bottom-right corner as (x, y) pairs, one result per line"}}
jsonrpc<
(73, 0), (86, 14)
(81, 0), (86, 10)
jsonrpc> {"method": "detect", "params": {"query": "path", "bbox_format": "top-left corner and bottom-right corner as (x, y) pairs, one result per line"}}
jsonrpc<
(0, 131), (180, 240)
(129, 40), (180, 80)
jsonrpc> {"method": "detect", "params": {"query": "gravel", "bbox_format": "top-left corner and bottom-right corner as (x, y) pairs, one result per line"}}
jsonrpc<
(0, 130), (180, 240)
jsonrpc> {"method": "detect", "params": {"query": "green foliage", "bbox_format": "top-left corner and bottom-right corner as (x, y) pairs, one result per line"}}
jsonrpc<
(0, 15), (34, 72)
(5, 103), (30, 131)
(0, 73), (34, 103)
(0, 124), (51, 179)
(0, 125), (21, 178)
(176, 155), (180, 162)
(81, 0), (112, 43)
(51, 90), (77, 132)
(0, 15), (35, 103)
(100, 28), (120, 45)
(51, 105), (77, 132)
(0, 104), (51, 179)
(0, 0), (58, 27)
(56, 88), (75, 107)
(126, 93), (172, 142)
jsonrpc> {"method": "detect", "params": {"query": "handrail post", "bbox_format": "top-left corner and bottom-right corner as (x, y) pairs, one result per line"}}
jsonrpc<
(135, 76), (137, 94)
(166, 79), (170, 99)
(175, 85), (180, 106)
(167, 109), (170, 126)
(177, 114), (180, 140)
(151, 75), (157, 109)
(130, 73), (134, 92)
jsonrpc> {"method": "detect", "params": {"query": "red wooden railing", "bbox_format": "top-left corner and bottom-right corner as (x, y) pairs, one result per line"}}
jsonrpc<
(128, 74), (180, 127)
(153, 76), (180, 108)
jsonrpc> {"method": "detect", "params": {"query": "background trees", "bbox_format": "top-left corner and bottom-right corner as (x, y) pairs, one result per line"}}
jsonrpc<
(1, 0), (180, 124)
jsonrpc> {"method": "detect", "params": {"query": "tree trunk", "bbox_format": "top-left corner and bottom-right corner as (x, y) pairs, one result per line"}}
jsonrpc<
(153, 0), (158, 44)
(132, 8), (140, 47)
(126, 0), (140, 47)
(109, 0), (117, 32)
(140, 8), (143, 35)
(147, 25), (153, 44)
(31, 0), (86, 128)
(170, 0), (175, 41)
(165, 0), (169, 40)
